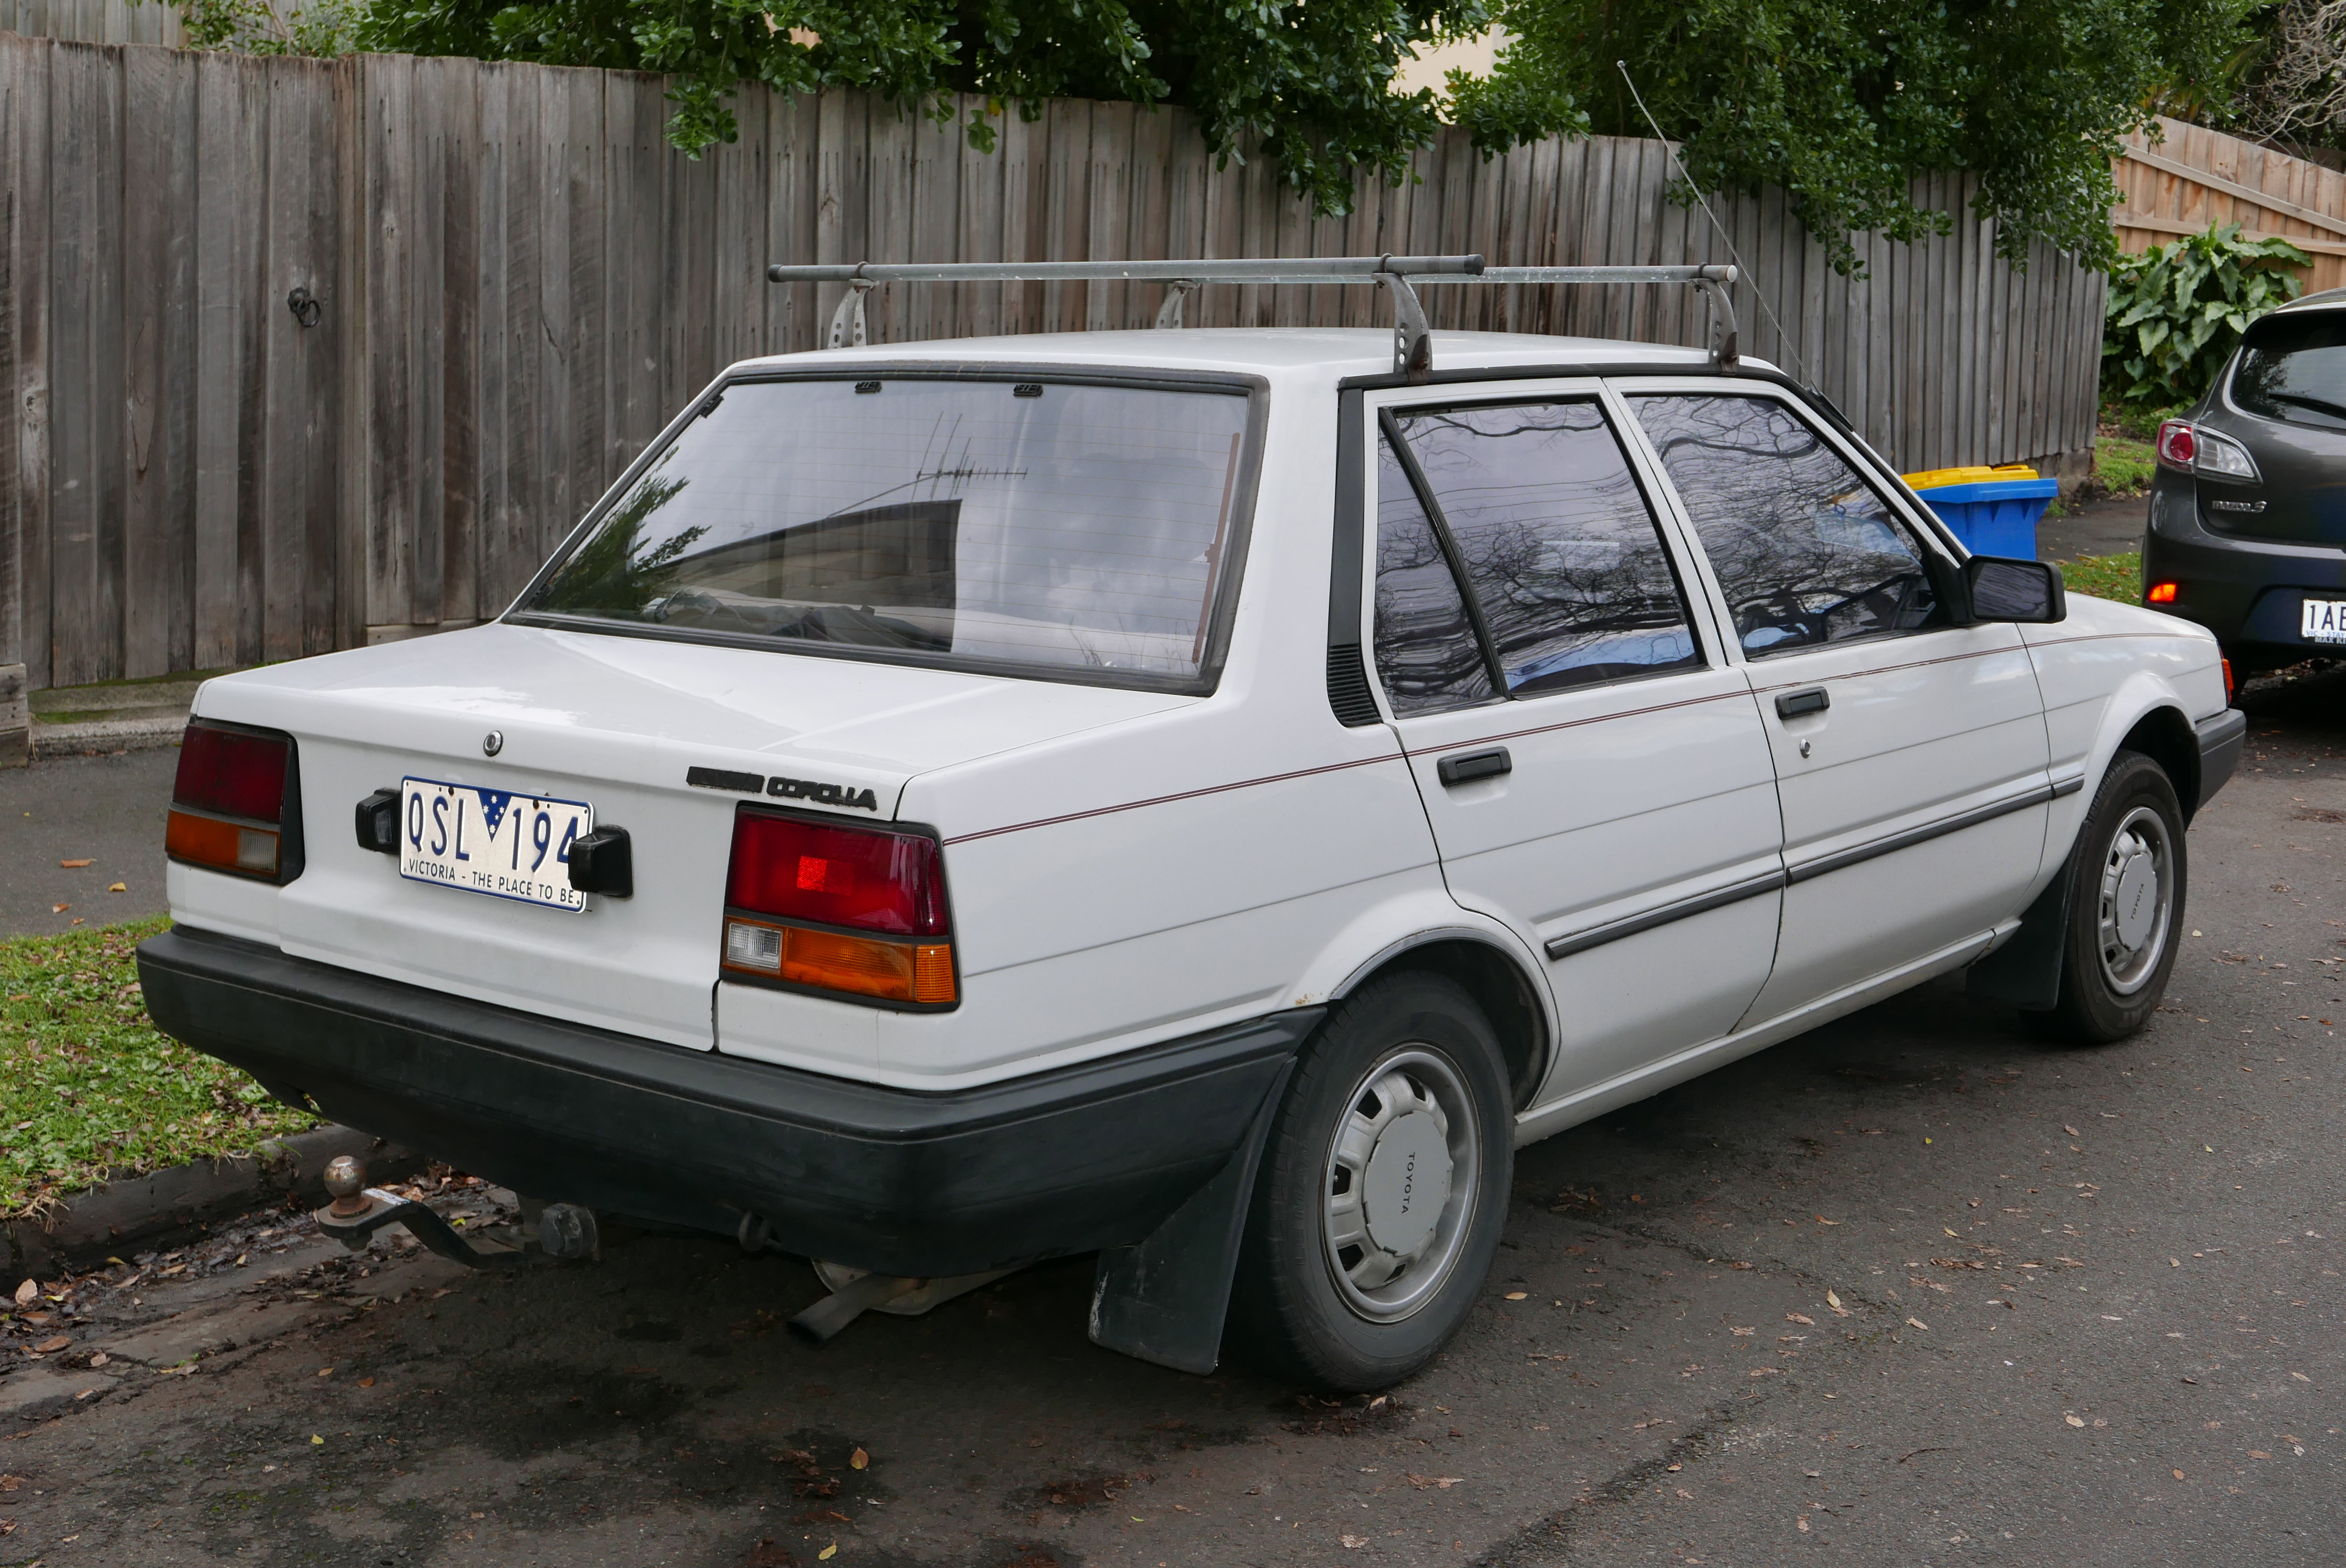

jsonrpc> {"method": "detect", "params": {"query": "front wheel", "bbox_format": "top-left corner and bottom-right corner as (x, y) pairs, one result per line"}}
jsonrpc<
(2028, 749), (2188, 1043)
(1224, 972), (1513, 1392)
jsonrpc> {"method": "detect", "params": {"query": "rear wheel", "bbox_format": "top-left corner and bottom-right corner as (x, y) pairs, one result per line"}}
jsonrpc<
(2028, 750), (2187, 1043)
(1225, 972), (1512, 1392)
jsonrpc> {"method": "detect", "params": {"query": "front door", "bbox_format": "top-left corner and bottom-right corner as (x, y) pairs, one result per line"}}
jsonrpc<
(1620, 386), (2053, 1023)
(1362, 385), (1786, 1104)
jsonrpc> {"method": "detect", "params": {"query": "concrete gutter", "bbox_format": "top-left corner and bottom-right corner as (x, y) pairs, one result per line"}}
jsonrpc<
(29, 677), (203, 759)
(3, 1125), (418, 1276)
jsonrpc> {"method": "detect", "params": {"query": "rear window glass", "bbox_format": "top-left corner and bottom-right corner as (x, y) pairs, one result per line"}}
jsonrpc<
(2234, 313), (2346, 428)
(518, 377), (1252, 684)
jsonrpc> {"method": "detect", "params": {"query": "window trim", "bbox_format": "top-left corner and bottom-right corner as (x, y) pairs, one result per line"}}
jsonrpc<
(1359, 383), (1721, 717)
(1606, 378), (1970, 664)
(501, 362), (1271, 698)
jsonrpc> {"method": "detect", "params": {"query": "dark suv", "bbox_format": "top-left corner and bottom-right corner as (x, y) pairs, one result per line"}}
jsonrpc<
(2143, 287), (2346, 670)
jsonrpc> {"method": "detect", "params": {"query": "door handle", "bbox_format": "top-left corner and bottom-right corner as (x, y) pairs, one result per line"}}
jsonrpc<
(1774, 687), (1830, 719)
(1437, 747), (1512, 786)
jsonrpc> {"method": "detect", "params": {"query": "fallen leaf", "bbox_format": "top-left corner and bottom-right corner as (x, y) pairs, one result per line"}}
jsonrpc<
(2250, 1451), (2272, 1460)
(2064, 1125), (2080, 1136)
(1675, 1487), (1694, 1499)
(311, 1435), (324, 1446)
(108, 882), (126, 893)
(849, 1447), (869, 1470)
(2066, 1415), (2085, 1427)
(1504, 1291), (1528, 1301)
(358, 1377), (376, 1388)
(818, 1544), (838, 1561)
(31, 1336), (69, 1354)
(1815, 1215), (1841, 1225)
(59, 859), (90, 869)
(1905, 1318), (1929, 1331)
(1341, 1534), (1369, 1548)
(1405, 1475), (1465, 1489)
(1785, 1313), (1815, 1326)
(50, 904), (66, 914)
(317, 1368), (334, 1377)
(2172, 1469), (2185, 1480)
(87, 1351), (107, 1367)
(1798, 1516), (1810, 1532)
(1730, 1326), (1755, 1336)
(10, 1280), (34, 1307)
(2292, 1372), (2311, 1382)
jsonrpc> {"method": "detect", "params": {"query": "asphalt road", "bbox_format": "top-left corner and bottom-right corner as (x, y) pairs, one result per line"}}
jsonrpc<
(1, 665), (2341, 1567)
(0, 748), (177, 937)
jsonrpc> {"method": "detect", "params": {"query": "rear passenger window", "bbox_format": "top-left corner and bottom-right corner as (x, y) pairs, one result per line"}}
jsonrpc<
(1629, 394), (1947, 657)
(1388, 400), (1702, 697)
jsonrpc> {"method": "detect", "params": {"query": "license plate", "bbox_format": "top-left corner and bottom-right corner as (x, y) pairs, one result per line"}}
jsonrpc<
(399, 777), (593, 912)
(2304, 597), (2346, 645)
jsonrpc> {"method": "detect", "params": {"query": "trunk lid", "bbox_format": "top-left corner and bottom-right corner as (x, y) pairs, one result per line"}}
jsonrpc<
(191, 623), (1189, 1050)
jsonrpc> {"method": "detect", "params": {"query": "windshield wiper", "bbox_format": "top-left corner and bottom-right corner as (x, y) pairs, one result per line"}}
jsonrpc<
(2267, 391), (2346, 424)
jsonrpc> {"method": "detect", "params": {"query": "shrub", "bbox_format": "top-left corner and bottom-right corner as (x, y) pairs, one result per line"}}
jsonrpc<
(2103, 222), (2311, 413)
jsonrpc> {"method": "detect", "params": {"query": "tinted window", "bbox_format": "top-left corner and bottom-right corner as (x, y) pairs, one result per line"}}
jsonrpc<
(522, 378), (1250, 681)
(2234, 312), (2346, 428)
(1373, 434), (1494, 715)
(1389, 400), (1700, 695)
(1630, 394), (1946, 657)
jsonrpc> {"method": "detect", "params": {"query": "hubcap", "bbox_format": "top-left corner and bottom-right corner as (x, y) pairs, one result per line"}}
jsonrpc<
(2097, 804), (2174, 995)
(1321, 1048), (1479, 1323)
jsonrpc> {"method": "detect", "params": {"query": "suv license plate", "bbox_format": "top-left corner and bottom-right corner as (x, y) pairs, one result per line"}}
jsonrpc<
(2305, 597), (2346, 645)
(399, 777), (593, 912)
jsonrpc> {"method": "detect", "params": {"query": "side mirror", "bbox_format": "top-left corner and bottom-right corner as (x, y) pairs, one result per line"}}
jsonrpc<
(1965, 556), (2066, 624)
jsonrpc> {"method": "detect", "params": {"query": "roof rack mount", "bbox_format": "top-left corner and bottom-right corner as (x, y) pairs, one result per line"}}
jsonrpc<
(764, 257), (1740, 380)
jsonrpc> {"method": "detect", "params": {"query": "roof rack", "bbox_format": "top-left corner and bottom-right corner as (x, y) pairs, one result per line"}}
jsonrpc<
(763, 256), (1740, 381)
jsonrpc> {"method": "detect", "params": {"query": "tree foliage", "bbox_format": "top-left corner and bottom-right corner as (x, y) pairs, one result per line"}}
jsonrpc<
(2102, 222), (2310, 412)
(1448, 0), (2263, 274)
(353, 0), (1498, 215)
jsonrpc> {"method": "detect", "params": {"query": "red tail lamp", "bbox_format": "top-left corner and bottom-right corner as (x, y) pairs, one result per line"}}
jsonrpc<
(167, 720), (301, 882)
(2155, 420), (2197, 470)
(720, 807), (956, 1007)
(2146, 581), (2180, 605)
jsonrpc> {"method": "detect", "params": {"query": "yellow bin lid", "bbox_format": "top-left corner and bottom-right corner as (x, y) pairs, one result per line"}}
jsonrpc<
(1900, 463), (2038, 490)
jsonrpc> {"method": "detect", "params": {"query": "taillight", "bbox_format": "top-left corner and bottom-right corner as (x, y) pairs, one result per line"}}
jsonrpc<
(167, 720), (302, 882)
(2222, 658), (2236, 702)
(2156, 420), (2197, 470)
(720, 808), (955, 1007)
(2146, 581), (2180, 604)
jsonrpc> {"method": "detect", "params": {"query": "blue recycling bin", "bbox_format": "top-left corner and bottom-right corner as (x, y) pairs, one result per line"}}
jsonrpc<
(1909, 477), (2063, 559)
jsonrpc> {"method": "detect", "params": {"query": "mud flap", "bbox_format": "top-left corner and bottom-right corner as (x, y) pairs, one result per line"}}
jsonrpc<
(1966, 858), (2074, 1011)
(1087, 1057), (1296, 1376)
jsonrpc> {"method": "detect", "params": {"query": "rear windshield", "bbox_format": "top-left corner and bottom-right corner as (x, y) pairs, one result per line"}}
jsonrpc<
(2233, 312), (2346, 428)
(516, 376), (1254, 685)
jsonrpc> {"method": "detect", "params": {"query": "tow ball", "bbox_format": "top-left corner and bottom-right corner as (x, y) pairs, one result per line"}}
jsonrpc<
(312, 1156), (599, 1269)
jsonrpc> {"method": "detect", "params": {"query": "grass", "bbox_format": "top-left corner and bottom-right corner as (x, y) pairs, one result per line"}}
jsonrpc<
(2056, 551), (2143, 604)
(2095, 435), (2156, 495)
(0, 916), (320, 1222)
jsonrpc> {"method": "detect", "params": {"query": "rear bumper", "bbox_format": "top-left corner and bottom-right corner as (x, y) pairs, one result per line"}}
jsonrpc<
(2143, 477), (2346, 657)
(136, 926), (1319, 1278)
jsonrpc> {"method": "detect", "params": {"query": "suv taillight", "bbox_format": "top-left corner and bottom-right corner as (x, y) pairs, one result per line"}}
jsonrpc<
(166, 720), (301, 882)
(720, 808), (956, 1007)
(2155, 419), (2197, 469)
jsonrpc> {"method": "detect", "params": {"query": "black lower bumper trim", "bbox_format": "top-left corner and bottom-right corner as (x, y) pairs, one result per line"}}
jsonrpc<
(136, 927), (1321, 1278)
(2194, 707), (2247, 814)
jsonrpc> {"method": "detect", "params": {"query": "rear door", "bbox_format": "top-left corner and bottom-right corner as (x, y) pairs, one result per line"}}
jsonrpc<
(1361, 382), (1786, 1100)
(1619, 384), (2053, 1022)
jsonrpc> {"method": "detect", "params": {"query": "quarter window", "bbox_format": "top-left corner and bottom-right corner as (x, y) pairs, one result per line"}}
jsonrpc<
(1629, 394), (1946, 657)
(1372, 433), (1495, 716)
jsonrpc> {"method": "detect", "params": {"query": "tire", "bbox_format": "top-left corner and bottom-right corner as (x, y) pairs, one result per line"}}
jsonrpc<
(1224, 971), (1513, 1392)
(2027, 749), (2188, 1044)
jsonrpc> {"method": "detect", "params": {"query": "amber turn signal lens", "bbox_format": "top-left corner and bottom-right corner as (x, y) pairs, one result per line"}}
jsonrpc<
(166, 809), (280, 878)
(2146, 581), (2179, 604)
(723, 918), (955, 1005)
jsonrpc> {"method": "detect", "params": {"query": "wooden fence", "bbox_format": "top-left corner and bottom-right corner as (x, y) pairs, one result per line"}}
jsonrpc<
(0, 35), (2106, 714)
(0, 0), (177, 46)
(2117, 115), (2346, 292)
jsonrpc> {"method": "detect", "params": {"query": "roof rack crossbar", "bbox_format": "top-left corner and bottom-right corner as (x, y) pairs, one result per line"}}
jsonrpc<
(764, 257), (1741, 377)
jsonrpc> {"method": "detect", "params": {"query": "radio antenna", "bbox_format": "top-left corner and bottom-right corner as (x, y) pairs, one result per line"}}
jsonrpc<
(1616, 61), (1810, 388)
